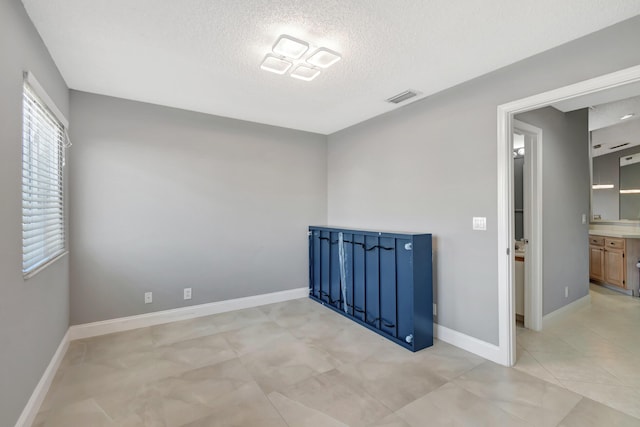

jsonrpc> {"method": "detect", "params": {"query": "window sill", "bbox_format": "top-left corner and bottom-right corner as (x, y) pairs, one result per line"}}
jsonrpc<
(23, 251), (69, 280)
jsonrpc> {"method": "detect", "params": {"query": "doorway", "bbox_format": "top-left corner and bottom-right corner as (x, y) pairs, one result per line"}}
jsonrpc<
(513, 120), (543, 333)
(496, 64), (640, 367)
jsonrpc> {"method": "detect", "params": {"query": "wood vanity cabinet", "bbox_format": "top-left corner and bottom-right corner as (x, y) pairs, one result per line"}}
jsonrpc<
(589, 236), (605, 282)
(589, 235), (626, 289)
(604, 238), (626, 288)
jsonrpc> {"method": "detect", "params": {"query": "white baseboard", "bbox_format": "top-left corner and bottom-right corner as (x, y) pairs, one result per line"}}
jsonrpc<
(14, 331), (69, 427)
(68, 287), (309, 341)
(542, 293), (591, 329)
(435, 324), (503, 364)
(434, 323), (502, 364)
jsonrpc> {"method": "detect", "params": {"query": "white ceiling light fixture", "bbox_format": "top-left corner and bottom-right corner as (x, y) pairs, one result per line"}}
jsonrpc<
(290, 64), (321, 81)
(306, 48), (341, 69)
(260, 34), (341, 82)
(272, 35), (309, 59)
(620, 113), (635, 120)
(260, 54), (293, 75)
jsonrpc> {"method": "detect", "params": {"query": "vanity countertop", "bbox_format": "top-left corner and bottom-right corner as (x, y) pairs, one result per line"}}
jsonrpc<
(589, 229), (640, 239)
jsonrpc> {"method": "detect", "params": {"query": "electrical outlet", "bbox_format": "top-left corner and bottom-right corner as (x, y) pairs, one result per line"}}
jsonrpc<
(145, 291), (152, 304)
(433, 303), (437, 316)
(581, 213), (587, 224)
(184, 288), (192, 300)
(564, 286), (568, 298)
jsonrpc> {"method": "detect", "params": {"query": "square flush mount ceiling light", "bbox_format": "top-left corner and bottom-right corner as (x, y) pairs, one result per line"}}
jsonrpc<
(290, 64), (321, 81)
(261, 34), (341, 82)
(272, 35), (309, 59)
(306, 48), (341, 68)
(260, 54), (293, 75)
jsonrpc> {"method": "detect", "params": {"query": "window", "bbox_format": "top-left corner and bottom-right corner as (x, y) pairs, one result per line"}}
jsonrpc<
(22, 74), (69, 277)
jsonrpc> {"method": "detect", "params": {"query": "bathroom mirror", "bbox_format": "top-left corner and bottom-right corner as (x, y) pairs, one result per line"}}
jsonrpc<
(589, 94), (640, 222)
(619, 153), (640, 220)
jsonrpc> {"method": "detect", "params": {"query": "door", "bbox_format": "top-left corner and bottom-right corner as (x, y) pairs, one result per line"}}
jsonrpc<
(589, 246), (604, 282)
(604, 249), (625, 288)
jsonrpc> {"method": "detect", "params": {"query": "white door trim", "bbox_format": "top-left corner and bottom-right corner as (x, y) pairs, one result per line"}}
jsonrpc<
(514, 120), (543, 333)
(496, 64), (640, 367)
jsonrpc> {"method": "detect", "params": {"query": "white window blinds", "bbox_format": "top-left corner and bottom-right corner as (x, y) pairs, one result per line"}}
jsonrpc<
(22, 81), (67, 276)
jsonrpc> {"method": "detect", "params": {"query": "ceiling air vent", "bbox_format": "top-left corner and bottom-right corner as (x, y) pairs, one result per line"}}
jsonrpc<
(610, 142), (630, 150)
(386, 90), (419, 104)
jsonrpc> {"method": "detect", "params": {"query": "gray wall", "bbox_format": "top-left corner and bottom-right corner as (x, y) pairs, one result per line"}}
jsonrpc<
(69, 91), (327, 324)
(516, 108), (590, 316)
(327, 16), (640, 345)
(0, 0), (70, 425)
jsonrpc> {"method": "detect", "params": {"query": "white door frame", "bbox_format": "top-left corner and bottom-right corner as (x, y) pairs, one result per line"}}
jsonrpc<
(496, 64), (640, 367)
(513, 120), (543, 332)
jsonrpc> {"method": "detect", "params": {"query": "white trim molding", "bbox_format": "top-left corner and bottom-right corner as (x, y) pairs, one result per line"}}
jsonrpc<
(68, 287), (309, 341)
(497, 64), (640, 367)
(542, 294), (591, 329)
(14, 331), (69, 427)
(435, 324), (502, 364)
(513, 120), (544, 333)
(23, 71), (69, 128)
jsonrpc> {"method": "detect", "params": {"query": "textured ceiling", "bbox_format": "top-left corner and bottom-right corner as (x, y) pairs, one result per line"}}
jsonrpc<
(22, 0), (640, 134)
(589, 95), (640, 131)
(591, 117), (640, 157)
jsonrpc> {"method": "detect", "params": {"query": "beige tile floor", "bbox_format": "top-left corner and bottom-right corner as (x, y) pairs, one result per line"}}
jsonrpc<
(515, 283), (640, 421)
(34, 291), (639, 426)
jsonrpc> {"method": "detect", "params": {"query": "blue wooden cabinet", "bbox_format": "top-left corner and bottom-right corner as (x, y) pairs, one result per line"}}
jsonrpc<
(308, 226), (433, 351)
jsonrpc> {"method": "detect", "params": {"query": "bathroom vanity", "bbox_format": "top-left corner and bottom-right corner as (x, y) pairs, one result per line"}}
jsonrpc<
(589, 228), (640, 296)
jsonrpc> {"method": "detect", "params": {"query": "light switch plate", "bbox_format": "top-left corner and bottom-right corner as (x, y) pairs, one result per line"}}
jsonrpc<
(472, 217), (487, 231)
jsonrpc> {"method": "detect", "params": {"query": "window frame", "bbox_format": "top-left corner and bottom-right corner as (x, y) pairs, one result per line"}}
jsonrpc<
(21, 72), (70, 279)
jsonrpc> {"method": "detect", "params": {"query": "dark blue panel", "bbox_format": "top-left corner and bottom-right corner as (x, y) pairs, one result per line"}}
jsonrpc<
(320, 230), (331, 304)
(311, 230), (321, 298)
(343, 233), (354, 316)
(352, 233), (366, 322)
(379, 236), (397, 337)
(412, 235), (433, 350)
(365, 235), (380, 329)
(396, 238), (414, 346)
(329, 231), (341, 310)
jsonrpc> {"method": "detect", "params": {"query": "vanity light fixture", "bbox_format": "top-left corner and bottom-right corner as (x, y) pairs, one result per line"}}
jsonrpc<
(620, 113), (635, 120)
(306, 48), (341, 68)
(619, 189), (640, 194)
(592, 184), (614, 189)
(260, 54), (293, 75)
(290, 64), (321, 81)
(272, 35), (309, 59)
